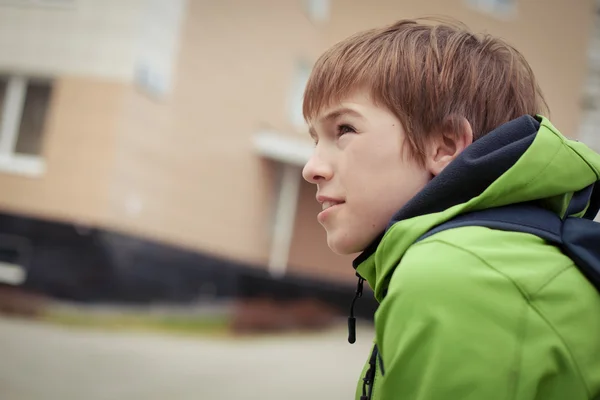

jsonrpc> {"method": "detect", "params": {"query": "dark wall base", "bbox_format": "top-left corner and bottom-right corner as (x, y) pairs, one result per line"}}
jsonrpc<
(0, 212), (378, 321)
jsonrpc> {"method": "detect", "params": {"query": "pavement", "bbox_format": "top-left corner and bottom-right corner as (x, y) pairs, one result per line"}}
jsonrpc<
(0, 315), (375, 400)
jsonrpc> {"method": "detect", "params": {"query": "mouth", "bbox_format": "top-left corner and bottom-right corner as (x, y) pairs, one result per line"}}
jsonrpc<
(322, 200), (345, 211)
(317, 200), (345, 223)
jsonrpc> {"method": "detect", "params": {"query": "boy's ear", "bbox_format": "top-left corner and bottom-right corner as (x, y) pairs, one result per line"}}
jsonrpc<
(426, 117), (473, 176)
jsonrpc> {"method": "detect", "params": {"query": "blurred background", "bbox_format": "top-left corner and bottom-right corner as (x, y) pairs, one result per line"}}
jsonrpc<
(0, 0), (598, 399)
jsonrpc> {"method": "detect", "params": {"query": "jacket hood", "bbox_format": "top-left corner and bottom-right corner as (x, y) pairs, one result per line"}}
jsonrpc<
(354, 115), (600, 301)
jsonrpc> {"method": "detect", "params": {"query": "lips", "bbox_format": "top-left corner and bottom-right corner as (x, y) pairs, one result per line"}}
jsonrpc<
(322, 200), (343, 211)
(316, 194), (345, 205)
(316, 195), (345, 223)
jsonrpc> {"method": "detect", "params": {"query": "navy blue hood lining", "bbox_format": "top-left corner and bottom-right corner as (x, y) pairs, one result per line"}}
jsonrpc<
(353, 115), (541, 269)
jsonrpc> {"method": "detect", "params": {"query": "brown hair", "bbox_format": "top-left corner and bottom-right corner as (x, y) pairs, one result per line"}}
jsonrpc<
(302, 18), (548, 163)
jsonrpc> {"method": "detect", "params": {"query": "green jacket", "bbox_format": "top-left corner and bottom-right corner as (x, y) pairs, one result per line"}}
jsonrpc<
(353, 115), (600, 399)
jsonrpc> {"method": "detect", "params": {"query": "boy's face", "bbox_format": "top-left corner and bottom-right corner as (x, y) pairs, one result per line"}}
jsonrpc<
(303, 90), (432, 255)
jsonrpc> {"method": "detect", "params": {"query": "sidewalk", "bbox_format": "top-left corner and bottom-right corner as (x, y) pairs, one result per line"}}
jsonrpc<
(0, 315), (375, 400)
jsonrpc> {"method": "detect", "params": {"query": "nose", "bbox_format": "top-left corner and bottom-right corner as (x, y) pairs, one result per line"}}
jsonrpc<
(302, 149), (333, 184)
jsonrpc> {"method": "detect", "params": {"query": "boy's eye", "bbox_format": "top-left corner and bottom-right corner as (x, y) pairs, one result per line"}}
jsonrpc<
(336, 124), (355, 136)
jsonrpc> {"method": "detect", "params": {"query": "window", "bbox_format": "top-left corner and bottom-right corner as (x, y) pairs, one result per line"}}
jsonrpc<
(304, 0), (330, 23)
(288, 62), (312, 130)
(0, 76), (51, 176)
(0, 0), (75, 8)
(579, 3), (600, 155)
(466, 0), (517, 18)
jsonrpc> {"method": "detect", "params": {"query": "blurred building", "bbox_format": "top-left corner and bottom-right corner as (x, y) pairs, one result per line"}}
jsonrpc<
(0, 0), (596, 311)
(581, 0), (600, 153)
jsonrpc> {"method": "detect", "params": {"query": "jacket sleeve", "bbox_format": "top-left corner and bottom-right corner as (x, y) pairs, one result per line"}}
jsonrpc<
(375, 240), (536, 399)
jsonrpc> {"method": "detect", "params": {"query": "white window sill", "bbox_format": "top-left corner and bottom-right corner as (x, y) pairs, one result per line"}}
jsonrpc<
(253, 130), (314, 167)
(0, 154), (46, 177)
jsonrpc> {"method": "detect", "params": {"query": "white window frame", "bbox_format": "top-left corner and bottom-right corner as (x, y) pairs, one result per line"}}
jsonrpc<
(0, 76), (47, 177)
(466, 0), (517, 19)
(288, 61), (312, 131)
(304, 0), (330, 24)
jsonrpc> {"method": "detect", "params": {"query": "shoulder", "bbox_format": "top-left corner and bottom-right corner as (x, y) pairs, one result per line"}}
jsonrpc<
(385, 230), (521, 307)
(377, 227), (600, 397)
(376, 233), (535, 356)
(394, 225), (574, 298)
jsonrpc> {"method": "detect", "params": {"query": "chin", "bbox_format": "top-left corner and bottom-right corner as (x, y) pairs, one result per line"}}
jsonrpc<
(327, 234), (369, 255)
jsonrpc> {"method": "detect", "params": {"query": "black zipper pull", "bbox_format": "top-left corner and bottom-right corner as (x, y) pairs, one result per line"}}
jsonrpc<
(348, 274), (364, 344)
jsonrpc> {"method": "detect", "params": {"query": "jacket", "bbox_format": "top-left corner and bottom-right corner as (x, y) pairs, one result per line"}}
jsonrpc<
(352, 115), (600, 399)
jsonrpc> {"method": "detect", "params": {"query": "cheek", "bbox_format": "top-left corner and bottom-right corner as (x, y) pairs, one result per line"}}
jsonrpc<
(345, 146), (426, 224)
(344, 141), (404, 196)
(325, 128), (430, 253)
(340, 163), (395, 229)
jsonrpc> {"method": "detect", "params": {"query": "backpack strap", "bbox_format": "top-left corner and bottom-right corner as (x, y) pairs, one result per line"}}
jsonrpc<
(566, 183), (596, 217)
(416, 184), (600, 291)
(417, 203), (563, 245)
(562, 217), (600, 288)
(581, 182), (600, 220)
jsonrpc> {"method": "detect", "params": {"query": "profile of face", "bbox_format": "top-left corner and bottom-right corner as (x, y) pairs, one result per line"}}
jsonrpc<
(301, 90), (430, 254)
(303, 90), (472, 255)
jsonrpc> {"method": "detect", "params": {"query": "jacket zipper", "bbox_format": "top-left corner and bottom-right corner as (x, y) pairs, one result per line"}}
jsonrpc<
(360, 344), (379, 400)
(349, 273), (380, 399)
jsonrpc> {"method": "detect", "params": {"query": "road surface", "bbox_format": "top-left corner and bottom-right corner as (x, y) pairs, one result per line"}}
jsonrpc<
(0, 316), (375, 400)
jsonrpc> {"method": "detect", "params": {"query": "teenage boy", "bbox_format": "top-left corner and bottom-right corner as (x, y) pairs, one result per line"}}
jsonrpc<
(302, 19), (600, 400)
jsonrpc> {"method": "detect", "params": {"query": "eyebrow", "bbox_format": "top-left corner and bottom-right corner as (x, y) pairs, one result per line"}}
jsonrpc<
(308, 107), (363, 139)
